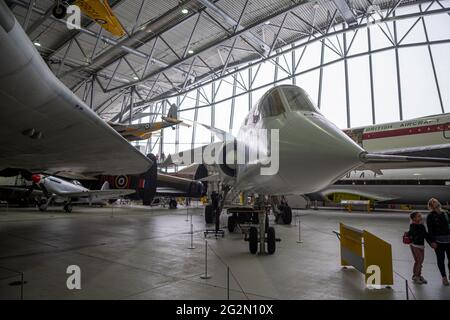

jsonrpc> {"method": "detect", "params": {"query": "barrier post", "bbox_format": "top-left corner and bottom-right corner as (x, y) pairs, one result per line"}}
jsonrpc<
(296, 216), (302, 243)
(227, 266), (230, 300)
(200, 240), (211, 279)
(405, 279), (409, 300)
(188, 212), (195, 249)
(20, 272), (24, 300)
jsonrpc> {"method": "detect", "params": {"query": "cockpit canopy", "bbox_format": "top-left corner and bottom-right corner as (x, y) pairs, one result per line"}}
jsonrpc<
(245, 85), (318, 125)
(72, 180), (83, 186)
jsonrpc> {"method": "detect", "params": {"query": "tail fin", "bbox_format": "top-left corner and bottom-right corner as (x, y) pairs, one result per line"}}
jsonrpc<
(167, 103), (178, 120)
(101, 181), (110, 191)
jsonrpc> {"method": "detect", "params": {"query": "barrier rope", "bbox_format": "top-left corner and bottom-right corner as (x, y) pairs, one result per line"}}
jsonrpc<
(393, 270), (417, 300)
(205, 242), (250, 300)
(0, 265), (24, 300)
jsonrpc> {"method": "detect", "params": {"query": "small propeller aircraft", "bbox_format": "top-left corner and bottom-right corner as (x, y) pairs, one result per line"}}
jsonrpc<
(108, 104), (190, 142)
(52, 0), (126, 37)
(30, 174), (135, 212)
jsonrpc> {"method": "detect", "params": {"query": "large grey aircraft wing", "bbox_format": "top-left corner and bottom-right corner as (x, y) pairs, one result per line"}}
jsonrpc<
(0, 2), (152, 177)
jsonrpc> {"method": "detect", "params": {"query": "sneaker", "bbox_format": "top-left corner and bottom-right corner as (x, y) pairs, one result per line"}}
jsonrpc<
(419, 276), (428, 284)
(413, 276), (424, 284)
(443, 277), (449, 286)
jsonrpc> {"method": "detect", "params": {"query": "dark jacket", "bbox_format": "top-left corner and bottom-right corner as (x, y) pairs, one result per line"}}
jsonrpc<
(408, 223), (432, 246)
(426, 211), (450, 242)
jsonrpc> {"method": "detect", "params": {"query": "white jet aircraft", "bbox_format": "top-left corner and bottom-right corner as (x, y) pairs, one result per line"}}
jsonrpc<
(168, 84), (450, 254)
(31, 174), (134, 213)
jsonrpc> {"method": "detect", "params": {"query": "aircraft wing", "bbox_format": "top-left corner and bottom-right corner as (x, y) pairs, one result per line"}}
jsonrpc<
(74, 0), (126, 37)
(0, 185), (43, 195)
(59, 189), (135, 199)
(163, 142), (225, 167)
(0, 4), (152, 178)
(109, 121), (181, 142)
(156, 187), (186, 195)
(180, 118), (235, 141)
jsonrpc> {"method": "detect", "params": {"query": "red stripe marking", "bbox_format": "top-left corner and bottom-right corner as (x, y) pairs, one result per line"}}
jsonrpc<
(362, 123), (450, 140)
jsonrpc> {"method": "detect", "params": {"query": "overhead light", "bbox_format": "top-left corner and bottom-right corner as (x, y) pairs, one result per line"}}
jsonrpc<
(34, 41), (41, 47)
(133, 76), (139, 80)
(188, 49), (194, 54)
(181, 8), (189, 14)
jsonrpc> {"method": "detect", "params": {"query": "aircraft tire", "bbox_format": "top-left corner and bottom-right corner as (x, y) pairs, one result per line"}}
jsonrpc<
(249, 227), (258, 254)
(52, 4), (67, 19)
(169, 199), (177, 209)
(267, 227), (276, 254)
(282, 206), (292, 224)
(38, 205), (47, 212)
(205, 205), (214, 224)
(64, 204), (72, 213)
(227, 215), (236, 233)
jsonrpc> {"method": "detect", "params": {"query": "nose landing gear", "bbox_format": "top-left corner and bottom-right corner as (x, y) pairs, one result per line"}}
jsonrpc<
(227, 207), (279, 255)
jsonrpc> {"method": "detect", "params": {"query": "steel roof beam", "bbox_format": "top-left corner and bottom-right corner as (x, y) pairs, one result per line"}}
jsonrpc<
(197, 0), (270, 55)
(330, 0), (358, 26)
(135, 5), (450, 106)
(104, 0), (308, 93)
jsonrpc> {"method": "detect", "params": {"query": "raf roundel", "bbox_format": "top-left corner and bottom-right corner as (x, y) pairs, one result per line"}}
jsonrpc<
(115, 175), (129, 189)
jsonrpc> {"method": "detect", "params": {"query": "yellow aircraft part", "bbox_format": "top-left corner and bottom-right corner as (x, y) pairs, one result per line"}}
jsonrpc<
(75, 0), (126, 37)
(137, 132), (153, 140)
(330, 192), (374, 205)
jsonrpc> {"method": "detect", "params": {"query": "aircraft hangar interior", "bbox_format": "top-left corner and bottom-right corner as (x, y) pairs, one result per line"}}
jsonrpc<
(1, 0), (450, 309)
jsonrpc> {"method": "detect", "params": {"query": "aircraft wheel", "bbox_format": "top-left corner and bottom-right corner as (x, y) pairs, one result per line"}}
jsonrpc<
(52, 4), (67, 19)
(169, 199), (177, 209)
(267, 227), (276, 254)
(249, 227), (258, 254)
(204, 205), (214, 224)
(64, 204), (72, 213)
(227, 215), (236, 233)
(282, 206), (292, 224)
(38, 204), (47, 212)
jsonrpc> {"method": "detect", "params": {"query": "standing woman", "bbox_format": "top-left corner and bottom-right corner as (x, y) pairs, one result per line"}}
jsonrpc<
(426, 198), (450, 286)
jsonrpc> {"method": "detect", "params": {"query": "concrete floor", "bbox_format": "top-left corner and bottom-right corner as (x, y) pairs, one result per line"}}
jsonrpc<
(0, 205), (449, 300)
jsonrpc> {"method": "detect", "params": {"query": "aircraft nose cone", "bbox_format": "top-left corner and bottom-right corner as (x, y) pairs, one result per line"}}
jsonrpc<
(276, 112), (363, 193)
